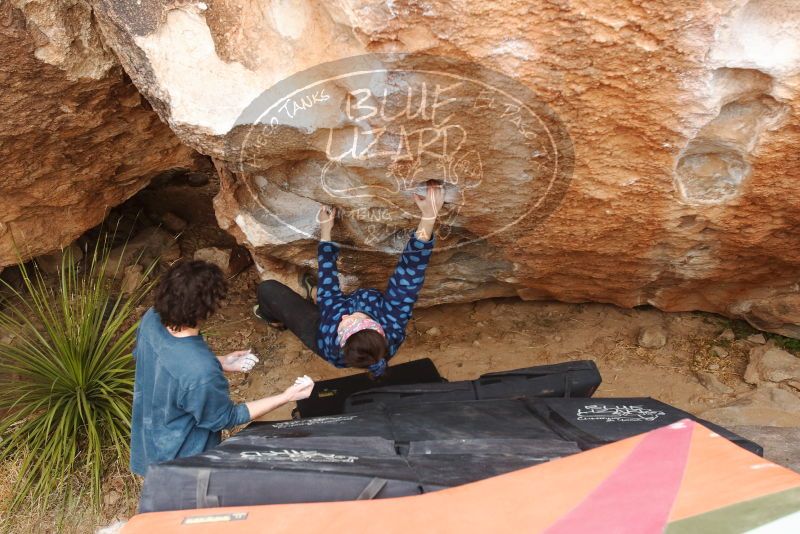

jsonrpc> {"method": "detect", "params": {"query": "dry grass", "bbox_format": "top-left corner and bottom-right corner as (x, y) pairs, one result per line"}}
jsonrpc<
(0, 457), (140, 533)
(690, 339), (750, 383)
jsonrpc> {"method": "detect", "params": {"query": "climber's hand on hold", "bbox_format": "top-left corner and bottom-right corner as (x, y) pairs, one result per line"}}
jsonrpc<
(317, 205), (336, 242)
(414, 181), (445, 220)
(414, 181), (444, 241)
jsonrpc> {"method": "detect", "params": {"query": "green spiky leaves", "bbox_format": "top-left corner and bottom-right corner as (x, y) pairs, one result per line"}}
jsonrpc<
(0, 241), (155, 511)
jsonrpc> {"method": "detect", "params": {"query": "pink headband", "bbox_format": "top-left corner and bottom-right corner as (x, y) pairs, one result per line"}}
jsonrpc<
(338, 317), (386, 348)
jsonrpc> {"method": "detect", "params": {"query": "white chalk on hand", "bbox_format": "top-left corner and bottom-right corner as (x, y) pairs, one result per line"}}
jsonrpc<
(238, 350), (259, 372)
(294, 375), (313, 387)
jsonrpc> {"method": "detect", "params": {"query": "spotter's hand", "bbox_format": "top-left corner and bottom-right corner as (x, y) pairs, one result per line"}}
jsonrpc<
(220, 350), (259, 373)
(284, 375), (315, 401)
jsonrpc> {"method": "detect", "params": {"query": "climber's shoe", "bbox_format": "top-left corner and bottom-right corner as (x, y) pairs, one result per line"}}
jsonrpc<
(252, 305), (285, 330)
(298, 270), (317, 302)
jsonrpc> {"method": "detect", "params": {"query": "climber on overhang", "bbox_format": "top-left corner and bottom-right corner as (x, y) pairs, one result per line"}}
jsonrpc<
(253, 181), (444, 378)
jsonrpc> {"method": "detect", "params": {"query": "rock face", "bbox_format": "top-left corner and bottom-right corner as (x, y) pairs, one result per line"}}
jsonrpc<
(0, 0), (197, 267)
(91, 1), (800, 335)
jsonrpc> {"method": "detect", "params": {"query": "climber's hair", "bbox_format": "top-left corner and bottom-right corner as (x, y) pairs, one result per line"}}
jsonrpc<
(155, 260), (227, 330)
(342, 329), (389, 372)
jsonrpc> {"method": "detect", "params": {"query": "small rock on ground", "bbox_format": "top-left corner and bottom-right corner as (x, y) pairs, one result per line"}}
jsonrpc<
(35, 243), (83, 275)
(103, 490), (121, 507)
(194, 246), (231, 272)
(696, 371), (733, 395)
(120, 264), (144, 295)
(160, 212), (188, 232)
(744, 344), (800, 385)
(717, 328), (735, 342)
(426, 326), (441, 337)
(637, 325), (667, 349)
(194, 246), (252, 277)
(106, 227), (179, 277)
(711, 346), (729, 358)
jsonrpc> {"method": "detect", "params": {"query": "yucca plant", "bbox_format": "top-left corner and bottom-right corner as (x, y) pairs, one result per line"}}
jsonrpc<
(0, 241), (155, 511)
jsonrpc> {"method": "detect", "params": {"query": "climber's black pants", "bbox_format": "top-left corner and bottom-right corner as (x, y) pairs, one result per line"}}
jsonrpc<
(256, 280), (323, 356)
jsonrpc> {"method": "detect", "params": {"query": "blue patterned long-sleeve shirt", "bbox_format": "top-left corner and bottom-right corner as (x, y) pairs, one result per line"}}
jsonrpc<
(315, 235), (435, 367)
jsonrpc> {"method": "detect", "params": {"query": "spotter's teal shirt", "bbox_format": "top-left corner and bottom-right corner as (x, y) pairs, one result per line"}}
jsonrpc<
(129, 308), (250, 475)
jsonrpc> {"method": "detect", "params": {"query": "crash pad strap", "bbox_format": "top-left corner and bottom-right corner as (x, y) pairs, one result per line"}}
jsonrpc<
(357, 478), (388, 500)
(196, 469), (220, 509)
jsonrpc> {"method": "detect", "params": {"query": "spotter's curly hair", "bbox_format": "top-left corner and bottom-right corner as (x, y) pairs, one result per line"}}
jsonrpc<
(154, 260), (227, 329)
